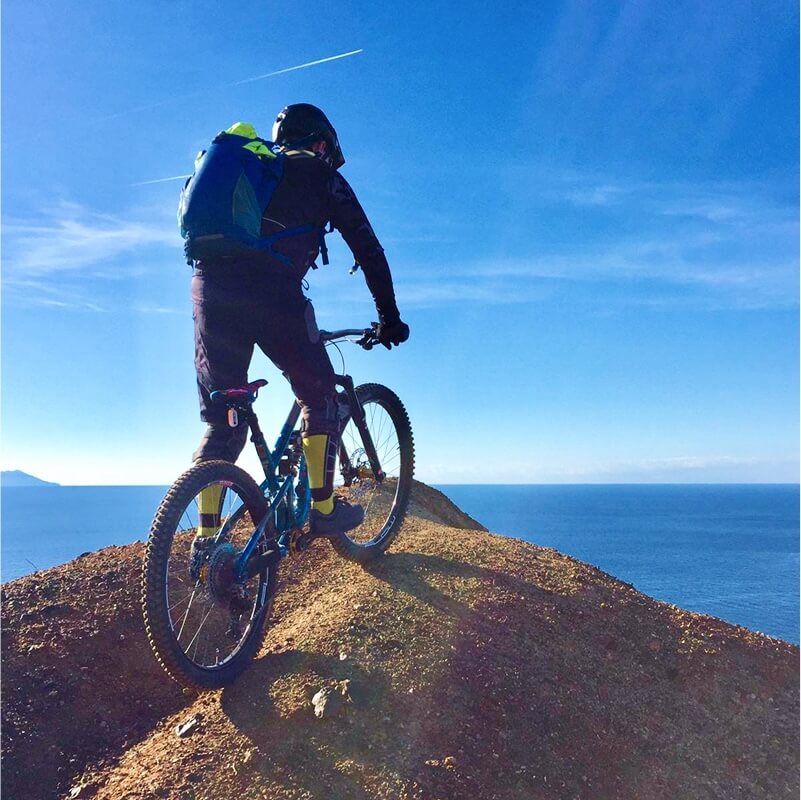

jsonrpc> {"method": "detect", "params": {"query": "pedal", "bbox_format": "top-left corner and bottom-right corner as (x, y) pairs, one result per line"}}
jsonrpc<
(287, 527), (309, 556)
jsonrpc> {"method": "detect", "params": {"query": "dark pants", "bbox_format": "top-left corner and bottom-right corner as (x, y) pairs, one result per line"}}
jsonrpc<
(191, 269), (338, 462)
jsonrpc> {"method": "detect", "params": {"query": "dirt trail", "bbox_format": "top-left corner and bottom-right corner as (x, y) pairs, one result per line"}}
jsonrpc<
(2, 481), (798, 800)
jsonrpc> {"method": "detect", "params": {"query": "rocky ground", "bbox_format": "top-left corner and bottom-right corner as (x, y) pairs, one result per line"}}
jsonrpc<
(2, 481), (798, 800)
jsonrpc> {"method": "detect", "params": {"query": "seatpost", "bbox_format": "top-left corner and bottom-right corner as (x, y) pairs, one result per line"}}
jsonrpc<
(245, 408), (270, 465)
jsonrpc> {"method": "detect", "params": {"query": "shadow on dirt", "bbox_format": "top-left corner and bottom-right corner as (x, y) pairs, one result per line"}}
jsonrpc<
(220, 648), (397, 799)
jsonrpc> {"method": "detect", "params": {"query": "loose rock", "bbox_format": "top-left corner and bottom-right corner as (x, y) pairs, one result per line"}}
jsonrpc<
(175, 715), (202, 738)
(311, 682), (353, 719)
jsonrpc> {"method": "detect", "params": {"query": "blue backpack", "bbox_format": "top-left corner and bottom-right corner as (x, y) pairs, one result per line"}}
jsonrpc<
(178, 122), (321, 264)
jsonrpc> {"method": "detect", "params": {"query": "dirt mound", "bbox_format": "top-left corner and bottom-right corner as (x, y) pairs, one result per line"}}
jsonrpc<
(2, 483), (798, 800)
(406, 480), (488, 531)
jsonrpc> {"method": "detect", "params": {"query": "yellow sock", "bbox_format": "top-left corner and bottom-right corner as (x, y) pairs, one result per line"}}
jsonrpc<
(303, 433), (335, 516)
(197, 484), (224, 537)
(314, 495), (334, 515)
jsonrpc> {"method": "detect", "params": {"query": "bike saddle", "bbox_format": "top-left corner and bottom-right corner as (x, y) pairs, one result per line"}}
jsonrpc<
(210, 379), (268, 406)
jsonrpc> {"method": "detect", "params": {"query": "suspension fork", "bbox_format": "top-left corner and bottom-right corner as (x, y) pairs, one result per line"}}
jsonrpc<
(336, 375), (385, 483)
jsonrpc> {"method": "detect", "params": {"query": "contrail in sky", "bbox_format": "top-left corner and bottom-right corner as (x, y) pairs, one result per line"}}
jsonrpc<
(105, 48), (363, 122)
(131, 174), (192, 186)
(233, 49), (364, 84)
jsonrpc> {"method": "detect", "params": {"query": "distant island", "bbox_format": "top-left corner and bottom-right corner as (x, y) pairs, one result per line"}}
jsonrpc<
(1, 470), (60, 487)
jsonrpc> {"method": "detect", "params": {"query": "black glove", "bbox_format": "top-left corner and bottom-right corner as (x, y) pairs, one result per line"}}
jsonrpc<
(376, 317), (410, 350)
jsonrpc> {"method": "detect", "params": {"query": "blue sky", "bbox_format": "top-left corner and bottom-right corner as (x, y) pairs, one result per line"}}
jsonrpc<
(2, 0), (798, 485)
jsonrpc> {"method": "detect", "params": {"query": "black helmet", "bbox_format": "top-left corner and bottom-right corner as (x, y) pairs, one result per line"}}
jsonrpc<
(271, 103), (345, 169)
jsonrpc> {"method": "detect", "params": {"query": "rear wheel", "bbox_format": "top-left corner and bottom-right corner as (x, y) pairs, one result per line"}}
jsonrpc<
(142, 460), (274, 689)
(331, 383), (414, 562)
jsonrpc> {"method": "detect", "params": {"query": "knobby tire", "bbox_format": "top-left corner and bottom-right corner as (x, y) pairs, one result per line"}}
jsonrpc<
(330, 383), (415, 563)
(141, 460), (274, 690)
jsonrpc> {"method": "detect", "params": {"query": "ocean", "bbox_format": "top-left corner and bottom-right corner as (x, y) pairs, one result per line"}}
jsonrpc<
(439, 484), (799, 644)
(1, 485), (169, 582)
(1, 484), (798, 644)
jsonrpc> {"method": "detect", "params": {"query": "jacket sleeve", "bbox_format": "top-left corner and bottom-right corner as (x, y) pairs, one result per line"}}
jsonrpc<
(328, 171), (400, 322)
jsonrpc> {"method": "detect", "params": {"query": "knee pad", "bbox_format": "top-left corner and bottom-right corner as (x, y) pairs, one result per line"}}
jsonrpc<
(192, 422), (248, 463)
(299, 392), (341, 438)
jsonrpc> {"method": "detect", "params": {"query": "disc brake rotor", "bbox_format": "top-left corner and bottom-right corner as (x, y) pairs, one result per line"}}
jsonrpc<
(352, 446), (386, 496)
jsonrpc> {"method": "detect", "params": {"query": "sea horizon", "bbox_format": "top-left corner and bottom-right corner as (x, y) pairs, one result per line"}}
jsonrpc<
(2, 483), (798, 644)
(4, 480), (799, 488)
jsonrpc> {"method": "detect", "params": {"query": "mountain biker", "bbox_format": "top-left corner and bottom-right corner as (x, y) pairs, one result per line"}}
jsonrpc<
(191, 103), (409, 539)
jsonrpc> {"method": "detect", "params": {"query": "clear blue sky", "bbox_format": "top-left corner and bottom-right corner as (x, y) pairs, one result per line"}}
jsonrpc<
(2, 0), (798, 485)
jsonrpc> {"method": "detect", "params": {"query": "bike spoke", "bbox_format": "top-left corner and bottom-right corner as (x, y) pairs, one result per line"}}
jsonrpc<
(180, 505), (198, 535)
(176, 583), (201, 639)
(168, 590), (195, 615)
(372, 405), (387, 449)
(185, 604), (215, 653)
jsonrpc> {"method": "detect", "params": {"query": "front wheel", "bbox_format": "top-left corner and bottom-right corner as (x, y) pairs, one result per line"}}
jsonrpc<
(141, 460), (274, 689)
(331, 383), (415, 562)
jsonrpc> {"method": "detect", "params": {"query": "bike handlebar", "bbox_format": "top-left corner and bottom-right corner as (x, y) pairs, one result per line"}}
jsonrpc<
(319, 325), (380, 350)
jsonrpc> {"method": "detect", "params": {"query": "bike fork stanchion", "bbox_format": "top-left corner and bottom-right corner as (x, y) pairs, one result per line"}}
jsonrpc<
(336, 375), (385, 481)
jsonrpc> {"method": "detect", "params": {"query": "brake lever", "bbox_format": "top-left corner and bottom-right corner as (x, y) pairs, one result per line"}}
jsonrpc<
(357, 324), (379, 350)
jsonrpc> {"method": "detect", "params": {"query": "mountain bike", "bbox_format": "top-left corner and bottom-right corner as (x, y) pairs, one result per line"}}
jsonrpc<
(141, 325), (414, 690)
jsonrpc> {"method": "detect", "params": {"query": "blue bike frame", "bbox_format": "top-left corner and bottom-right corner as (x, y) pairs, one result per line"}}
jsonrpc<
(213, 329), (385, 581)
(229, 399), (307, 576)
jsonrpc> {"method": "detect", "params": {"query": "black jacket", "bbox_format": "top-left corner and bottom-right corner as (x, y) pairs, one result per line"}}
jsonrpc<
(198, 149), (399, 323)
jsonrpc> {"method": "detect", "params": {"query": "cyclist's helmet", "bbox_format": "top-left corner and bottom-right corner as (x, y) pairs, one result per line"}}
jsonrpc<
(271, 103), (345, 169)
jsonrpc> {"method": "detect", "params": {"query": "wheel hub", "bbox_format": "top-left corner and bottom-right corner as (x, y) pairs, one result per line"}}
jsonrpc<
(206, 542), (241, 606)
